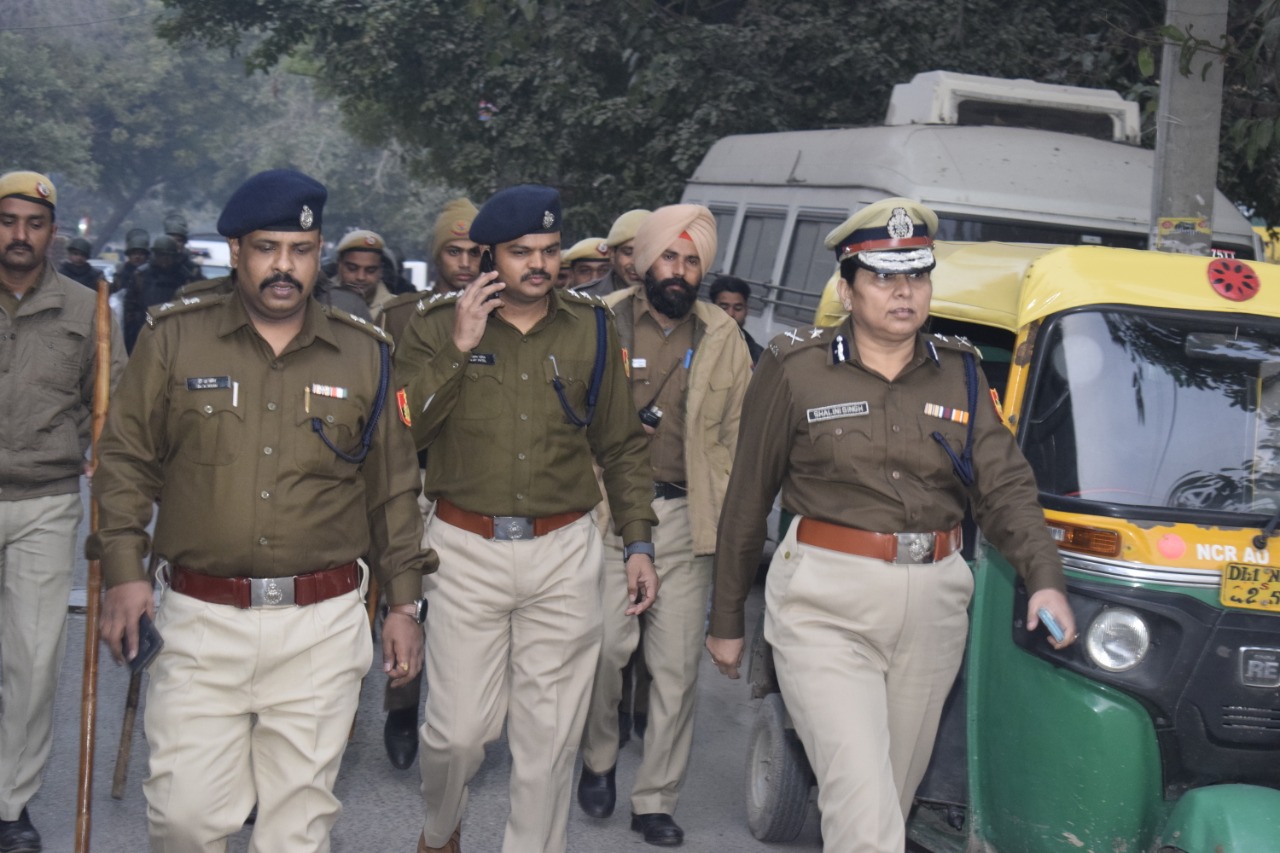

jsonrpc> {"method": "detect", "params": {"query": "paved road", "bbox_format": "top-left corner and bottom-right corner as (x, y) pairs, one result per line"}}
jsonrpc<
(30, 494), (824, 851)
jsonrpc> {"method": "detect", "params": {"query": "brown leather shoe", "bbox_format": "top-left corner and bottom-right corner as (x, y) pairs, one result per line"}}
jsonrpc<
(417, 825), (461, 853)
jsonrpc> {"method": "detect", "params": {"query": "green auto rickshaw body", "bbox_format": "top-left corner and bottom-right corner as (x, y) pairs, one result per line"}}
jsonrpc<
(906, 244), (1280, 853)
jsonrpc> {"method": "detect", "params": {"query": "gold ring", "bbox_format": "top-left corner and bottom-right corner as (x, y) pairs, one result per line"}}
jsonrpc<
(399, 662), (410, 671)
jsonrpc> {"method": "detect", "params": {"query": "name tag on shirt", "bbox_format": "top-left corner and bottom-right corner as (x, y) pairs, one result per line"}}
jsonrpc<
(631, 357), (648, 370)
(806, 402), (869, 423)
(186, 376), (231, 391)
(468, 353), (496, 365)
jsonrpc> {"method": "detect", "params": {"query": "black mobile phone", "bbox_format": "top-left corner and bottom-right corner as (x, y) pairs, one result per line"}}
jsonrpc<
(479, 249), (495, 274)
(130, 612), (164, 673)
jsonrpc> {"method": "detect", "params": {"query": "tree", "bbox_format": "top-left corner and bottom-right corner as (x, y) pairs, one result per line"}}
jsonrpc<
(155, 0), (1205, 234)
(0, 32), (97, 186)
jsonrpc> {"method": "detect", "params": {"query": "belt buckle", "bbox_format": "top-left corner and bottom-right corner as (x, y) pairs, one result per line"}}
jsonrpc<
(250, 576), (296, 607)
(894, 532), (936, 564)
(492, 516), (535, 541)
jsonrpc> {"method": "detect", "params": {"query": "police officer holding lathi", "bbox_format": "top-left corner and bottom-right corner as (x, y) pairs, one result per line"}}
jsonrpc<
(705, 198), (1077, 853)
(91, 169), (433, 852)
(393, 184), (658, 853)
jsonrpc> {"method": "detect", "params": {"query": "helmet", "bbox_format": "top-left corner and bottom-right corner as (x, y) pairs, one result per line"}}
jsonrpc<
(150, 235), (180, 255)
(125, 229), (150, 252)
(163, 212), (189, 238)
(67, 237), (92, 256)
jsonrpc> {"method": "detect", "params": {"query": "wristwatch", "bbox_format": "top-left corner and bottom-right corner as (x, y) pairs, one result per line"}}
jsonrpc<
(623, 541), (656, 561)
(383, 599), (428, 625)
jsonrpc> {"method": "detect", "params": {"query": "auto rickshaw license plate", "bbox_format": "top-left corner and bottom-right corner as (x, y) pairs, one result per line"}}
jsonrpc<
(1220, 563), (1280, 613)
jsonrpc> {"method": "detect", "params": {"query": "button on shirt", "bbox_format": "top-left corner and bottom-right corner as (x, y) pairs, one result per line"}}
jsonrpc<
(394, 288), (656, 543)
(710, 318), (1065, 638)
(89, 293), (431, 605)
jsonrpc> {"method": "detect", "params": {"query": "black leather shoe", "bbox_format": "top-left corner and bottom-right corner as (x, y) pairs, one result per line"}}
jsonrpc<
(384, 706), (419, 770)
(630, 812), (683, 847)
(633, 711), (649, 739)
(618, 710), (632, 746)
(0, 808), (41, 853)
(577, 765), (616, 818)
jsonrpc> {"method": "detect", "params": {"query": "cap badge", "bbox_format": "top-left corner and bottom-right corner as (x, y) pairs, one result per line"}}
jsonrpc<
(543, 210), (555, 229)
(34, 181), (51, 199)
(597, 241), (609, 255)
(450, 219), (469, 237)
(363, 235), (378, 247)
(300, 205), (314, 229)
(886, 207), (914, 239)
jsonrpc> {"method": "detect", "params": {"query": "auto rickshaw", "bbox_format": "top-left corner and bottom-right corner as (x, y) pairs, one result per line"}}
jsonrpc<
(746, 242), (1280, 852)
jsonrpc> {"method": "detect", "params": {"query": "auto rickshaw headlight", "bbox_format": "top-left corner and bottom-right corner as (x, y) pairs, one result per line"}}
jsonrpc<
(1084, 607), (1151, 672)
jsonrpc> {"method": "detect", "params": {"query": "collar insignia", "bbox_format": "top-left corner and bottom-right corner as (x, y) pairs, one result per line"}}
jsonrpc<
(831, 334), (850, 363)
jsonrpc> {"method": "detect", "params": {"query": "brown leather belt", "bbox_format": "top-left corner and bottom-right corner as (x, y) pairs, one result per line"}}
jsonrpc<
(435, 498), (585, 541)
(169, 562), (360, 608)
(796, 518), (962, 564)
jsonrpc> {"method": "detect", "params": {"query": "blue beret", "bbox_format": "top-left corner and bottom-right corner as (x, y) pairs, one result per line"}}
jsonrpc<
(470, 184), (562, 245)
(217, 169), (327, 238)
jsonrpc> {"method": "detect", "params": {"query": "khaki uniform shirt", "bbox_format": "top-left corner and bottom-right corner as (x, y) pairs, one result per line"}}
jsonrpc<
(88, 292), (431, 605)
(393, 288), (656, 544)
(0, 264), (127, 499)
(710, 317), (1065, 638)
(630, 293), (694, 483)
(375, 290), (426, 345)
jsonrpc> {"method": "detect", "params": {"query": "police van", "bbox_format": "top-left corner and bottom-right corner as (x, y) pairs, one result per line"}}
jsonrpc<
(681, 70), (1263, 342)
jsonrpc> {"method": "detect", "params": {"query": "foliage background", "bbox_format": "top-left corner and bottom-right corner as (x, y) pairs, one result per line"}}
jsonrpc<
(3, 0), (1278, 252)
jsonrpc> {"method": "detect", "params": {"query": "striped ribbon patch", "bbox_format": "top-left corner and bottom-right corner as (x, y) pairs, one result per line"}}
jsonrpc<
(924, 403), (969, 424)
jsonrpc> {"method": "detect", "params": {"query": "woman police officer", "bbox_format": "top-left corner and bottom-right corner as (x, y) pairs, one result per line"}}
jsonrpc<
(705, 198), (1076, 852)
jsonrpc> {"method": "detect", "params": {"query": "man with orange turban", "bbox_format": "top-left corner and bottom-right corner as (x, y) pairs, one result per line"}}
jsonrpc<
(577, 204), (752, 846)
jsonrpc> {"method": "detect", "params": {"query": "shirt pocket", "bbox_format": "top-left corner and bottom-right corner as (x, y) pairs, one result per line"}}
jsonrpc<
(171, 389), (244, 466)
(541, 357), (594, 424)
(294, 394), (365, 476)
(30, 327), (86, 386)
(455, 362), (506, 420)
(805, 416), (873, 481)
(916, 411), (971, 481)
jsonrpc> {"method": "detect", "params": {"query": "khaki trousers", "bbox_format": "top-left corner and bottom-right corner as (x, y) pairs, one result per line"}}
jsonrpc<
(419, 514), (602, 853)
(764, 519), (973, 853)
(0, 493), (82, 819)
(143, 577), (372, 853)
(581, 496), (712, 814)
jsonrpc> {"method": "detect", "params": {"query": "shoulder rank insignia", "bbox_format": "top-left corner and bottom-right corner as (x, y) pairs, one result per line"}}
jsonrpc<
(147, 294), (224, 326)
(809, 327), (825, 340)
(325, 306), (392, 343)
(784, 328), (803, 345)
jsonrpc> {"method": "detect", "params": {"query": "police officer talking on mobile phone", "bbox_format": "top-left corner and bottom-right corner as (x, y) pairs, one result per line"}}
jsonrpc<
(393, 184), (658, 853)
(705, 198), (1076, 853)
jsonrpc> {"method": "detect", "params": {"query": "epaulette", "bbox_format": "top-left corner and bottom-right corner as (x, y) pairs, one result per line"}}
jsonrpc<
(561, 288), (614, 314)
(177, 276), (232, 299)
(146, 293), (228, 327)
(322, 304), (393, 344)
(378, 290), (426, 314)
(416, 290), (461, 315)
(765, 325), (832, 360)
(928, 332), (983, 360)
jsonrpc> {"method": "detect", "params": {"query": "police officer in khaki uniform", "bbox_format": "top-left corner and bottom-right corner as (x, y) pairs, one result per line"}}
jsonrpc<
(334, 229), (396, 315)
(0, 171), (126, 853)
(576, 209), (650, 299)
(706, 198), (1077, 853)
(92, 169), (433, 853)
(577, 205), (751, 846)
(394, 184), (660, 853)
(562, 237), (611, 289)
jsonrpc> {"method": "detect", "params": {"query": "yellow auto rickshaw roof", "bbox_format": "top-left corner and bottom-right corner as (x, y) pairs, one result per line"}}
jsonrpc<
(930, 242), (1280, 332)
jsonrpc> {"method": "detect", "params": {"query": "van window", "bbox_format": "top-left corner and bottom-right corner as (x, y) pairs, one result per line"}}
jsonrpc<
(731, 211), (785, 296)
(709, 206), (735, 274)
(776, 215), (843, 324)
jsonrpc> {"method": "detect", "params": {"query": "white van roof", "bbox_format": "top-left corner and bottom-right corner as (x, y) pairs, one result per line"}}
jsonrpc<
(685, 124), (1252, 238)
